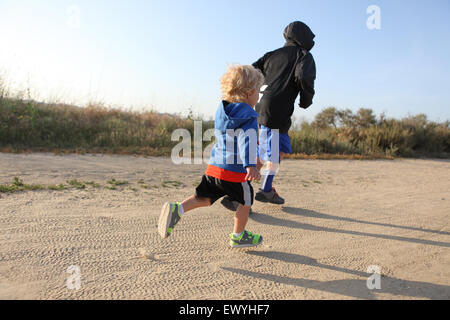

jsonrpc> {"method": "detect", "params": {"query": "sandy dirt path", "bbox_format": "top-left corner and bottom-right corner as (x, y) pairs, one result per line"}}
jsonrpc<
(0, 153), (449, 300)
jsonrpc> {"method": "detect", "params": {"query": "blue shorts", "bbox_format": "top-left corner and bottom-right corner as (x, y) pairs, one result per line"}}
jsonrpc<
(257, 125), (292, 163)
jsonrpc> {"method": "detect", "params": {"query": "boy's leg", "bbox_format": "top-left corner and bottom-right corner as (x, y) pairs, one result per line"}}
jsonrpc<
(229, 204), (263, 248)
(181, 195), (211, 213)
(233, 204), (251, 234)
(218, 181), (262, 248)
(257, 159), (285, 204)
(256, 127), (290, 204)
(260, 161), (276, 192)
(159, 175), (222, 239)
(158, 195), (211, 239)
(259, 151), (285, 191)
(220, 198), (254, 215)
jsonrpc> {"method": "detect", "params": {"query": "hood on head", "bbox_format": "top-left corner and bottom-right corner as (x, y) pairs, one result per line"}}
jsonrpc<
(215, 101), (258, 131)
(283, 21), (315, 51)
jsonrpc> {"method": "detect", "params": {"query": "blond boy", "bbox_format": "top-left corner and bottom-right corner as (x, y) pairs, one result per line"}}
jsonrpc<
(158, 64), (264, 248)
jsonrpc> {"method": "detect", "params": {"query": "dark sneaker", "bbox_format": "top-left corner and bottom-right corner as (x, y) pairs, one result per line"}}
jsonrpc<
(158, 202), (182, 238)
(229, 230), (263, 248)
(220, 196), (253, 215)
(255, 188), (285, 204)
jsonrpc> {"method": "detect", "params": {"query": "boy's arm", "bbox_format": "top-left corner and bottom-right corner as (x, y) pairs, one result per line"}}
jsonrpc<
(237, 117), (258, 168)
(295, 51), (316, 109)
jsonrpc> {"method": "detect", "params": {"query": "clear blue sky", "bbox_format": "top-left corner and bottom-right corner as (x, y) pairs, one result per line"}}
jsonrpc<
(1, 0), (449, 122)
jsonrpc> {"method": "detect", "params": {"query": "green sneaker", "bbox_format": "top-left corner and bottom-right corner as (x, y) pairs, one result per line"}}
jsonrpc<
(158, 202), (182, 238)
(229, 230), (263, 248)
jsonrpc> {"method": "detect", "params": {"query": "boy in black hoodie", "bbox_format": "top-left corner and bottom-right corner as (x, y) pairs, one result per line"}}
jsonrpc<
(221, 21), (316, 209)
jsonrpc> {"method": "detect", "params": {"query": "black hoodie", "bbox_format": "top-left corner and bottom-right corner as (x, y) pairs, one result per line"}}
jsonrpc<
(253, 21), (316, 133)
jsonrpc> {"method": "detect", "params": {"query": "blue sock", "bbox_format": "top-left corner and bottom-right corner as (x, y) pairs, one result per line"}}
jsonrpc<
(261, 174), (274, 192)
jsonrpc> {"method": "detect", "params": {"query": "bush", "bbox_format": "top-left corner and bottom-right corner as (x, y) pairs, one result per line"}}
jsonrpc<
(291, 107), (449, 157)
(0, 94), (448, 158)
(0, 97), (214, 156)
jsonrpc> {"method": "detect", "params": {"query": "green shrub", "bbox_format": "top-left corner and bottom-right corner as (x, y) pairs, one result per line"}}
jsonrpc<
(0, 95), (448, 158)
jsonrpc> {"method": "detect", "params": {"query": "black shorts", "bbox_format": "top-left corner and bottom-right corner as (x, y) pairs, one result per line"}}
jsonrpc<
(195, 175), (254, 206)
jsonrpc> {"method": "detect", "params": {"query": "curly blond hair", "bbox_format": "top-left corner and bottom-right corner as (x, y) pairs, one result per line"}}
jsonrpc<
(220, 64), (264, 103)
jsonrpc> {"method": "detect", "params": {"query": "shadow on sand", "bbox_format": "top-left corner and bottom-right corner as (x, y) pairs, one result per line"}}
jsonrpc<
(249, 209), (450, 248)
(282, 206), (450, 236)
(221, 250), (450, 299)
(239, 207), (450, 299)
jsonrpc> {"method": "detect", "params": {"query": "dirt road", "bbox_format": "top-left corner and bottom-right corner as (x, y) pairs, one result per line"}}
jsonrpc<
(0, 153), (449, 299)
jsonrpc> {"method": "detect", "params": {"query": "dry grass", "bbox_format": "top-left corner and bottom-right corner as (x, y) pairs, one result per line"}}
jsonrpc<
(0, 92), (448, 159)
(284, 153), (394, 160)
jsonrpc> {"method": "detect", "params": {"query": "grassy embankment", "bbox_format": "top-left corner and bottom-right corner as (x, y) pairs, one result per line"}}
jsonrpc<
(0, 93), (448, 159)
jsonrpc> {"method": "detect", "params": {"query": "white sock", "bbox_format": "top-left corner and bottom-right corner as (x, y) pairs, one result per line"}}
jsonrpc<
(233, 231), (243, 238)
(178, 203), (185, 216)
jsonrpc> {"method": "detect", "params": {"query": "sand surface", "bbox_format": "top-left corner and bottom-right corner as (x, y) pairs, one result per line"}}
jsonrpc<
(0, 152), (449, 300)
